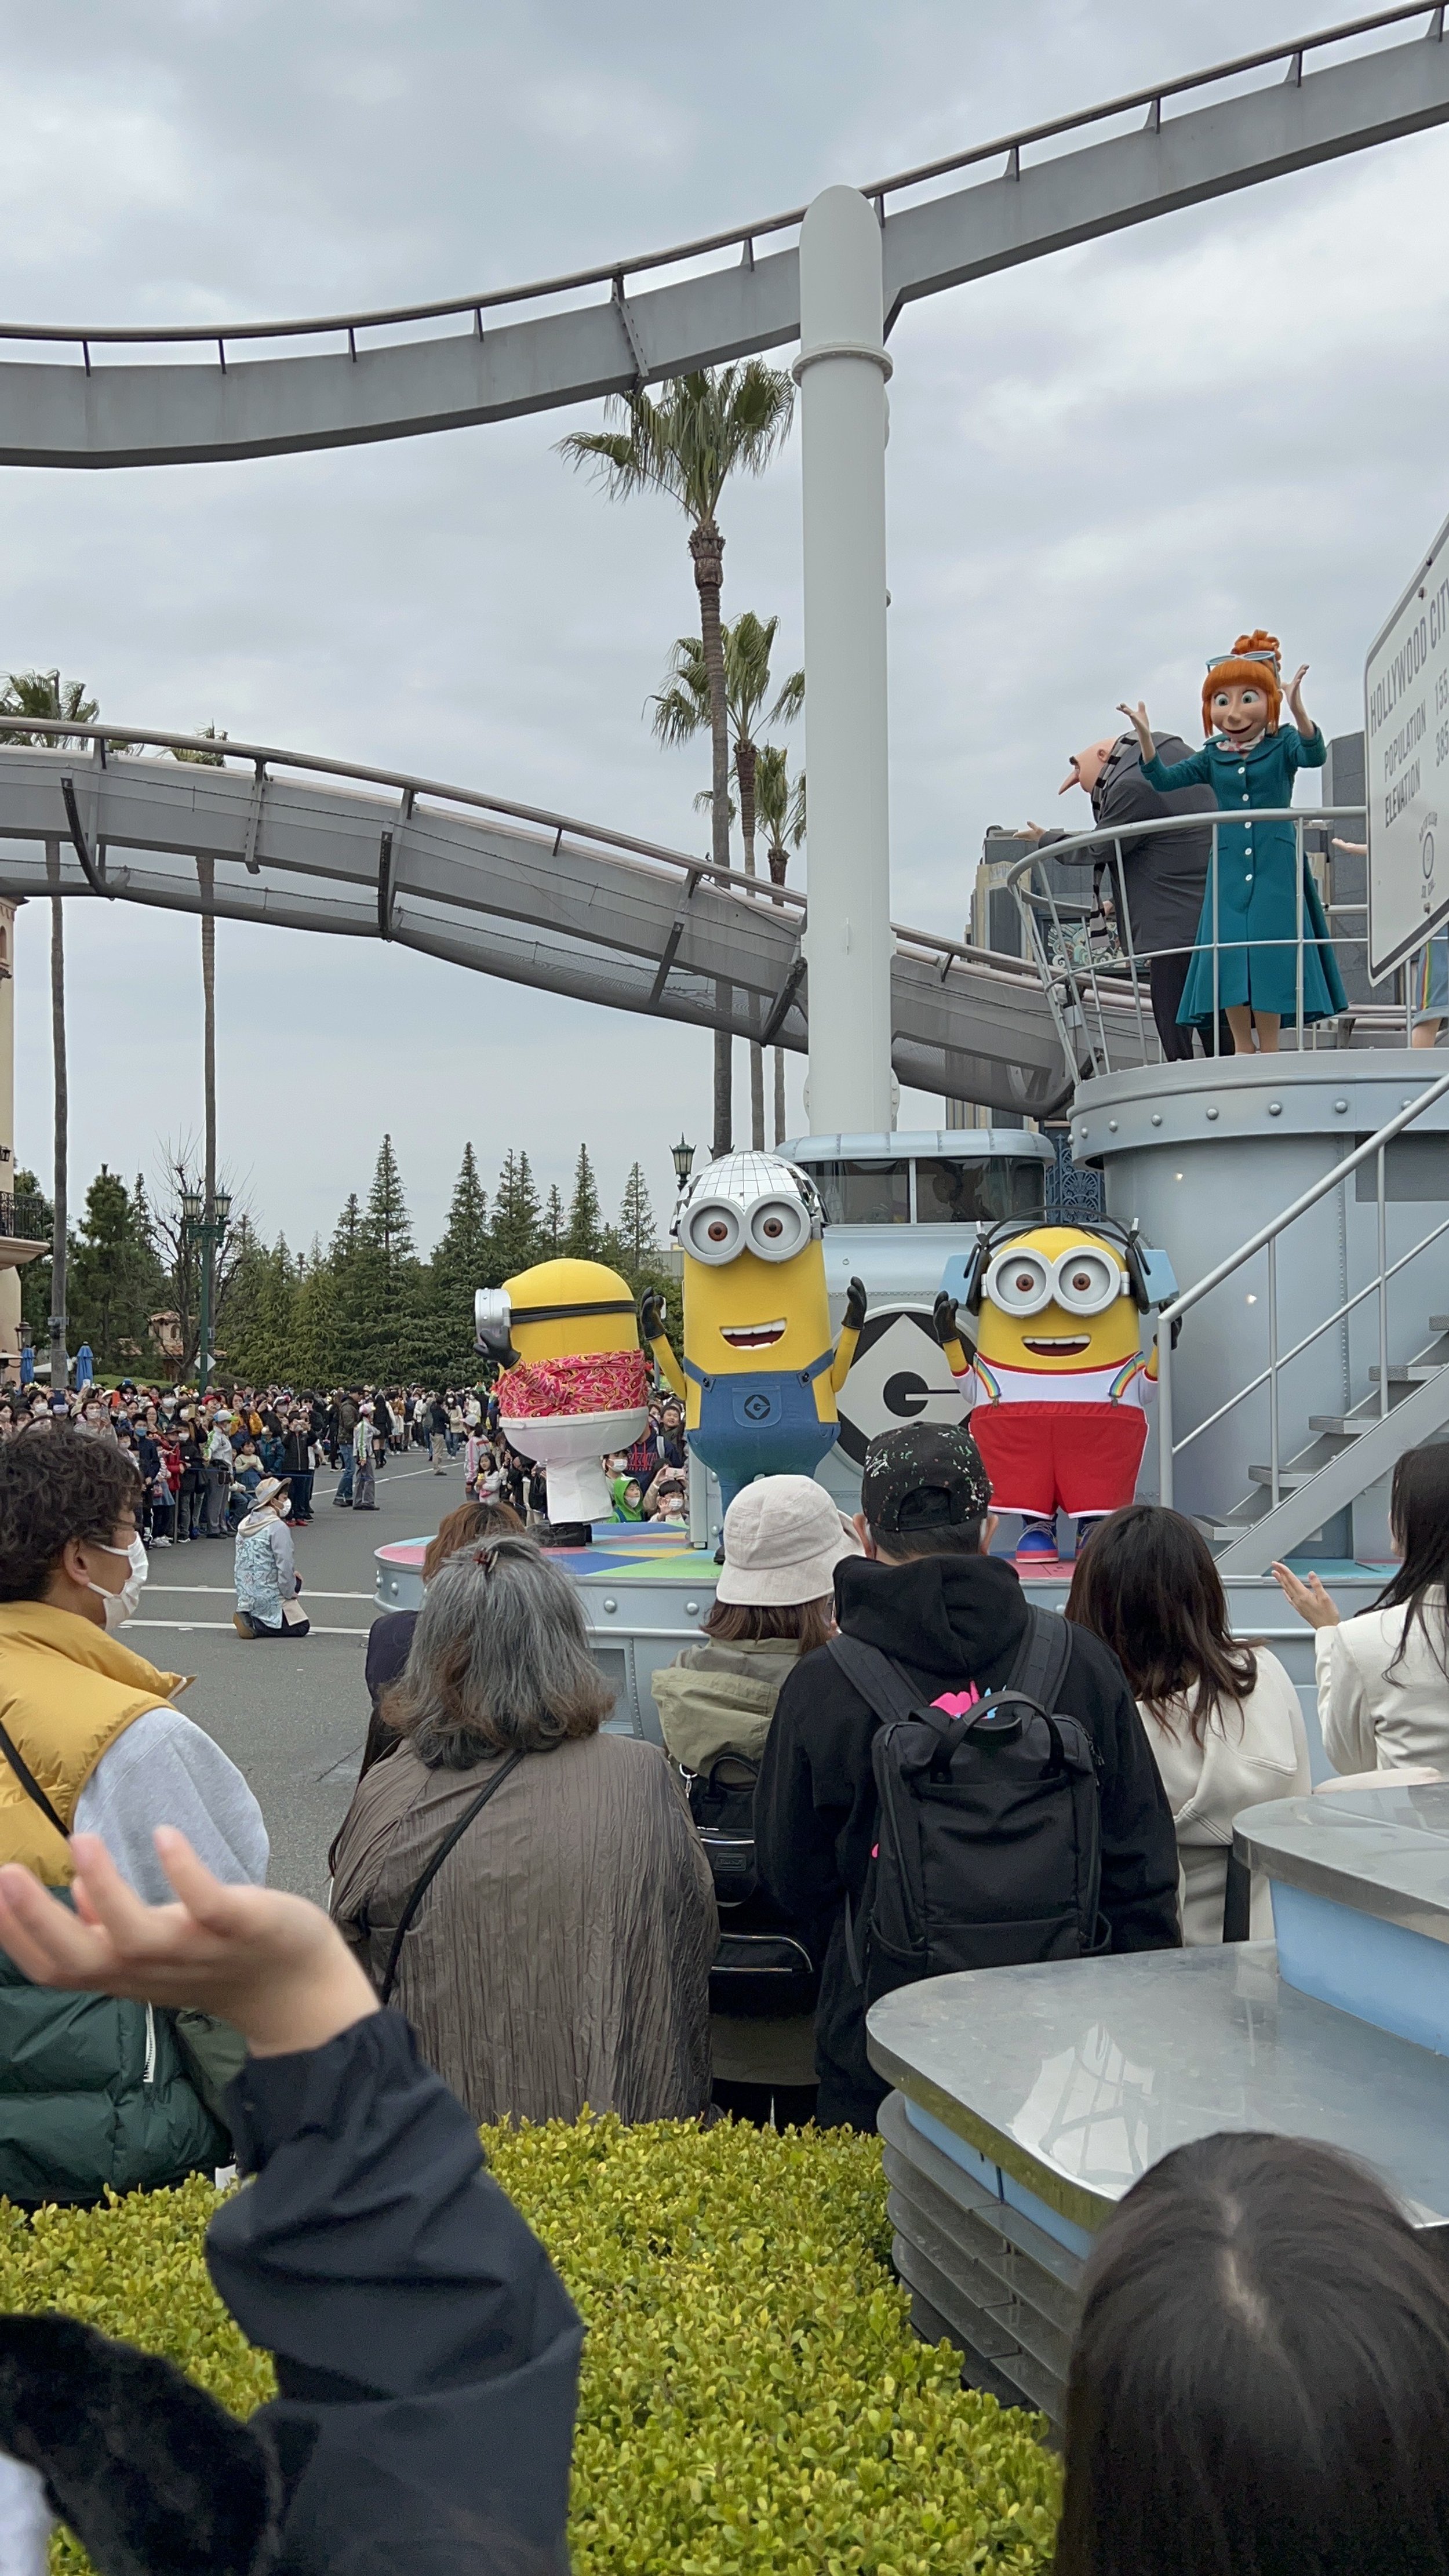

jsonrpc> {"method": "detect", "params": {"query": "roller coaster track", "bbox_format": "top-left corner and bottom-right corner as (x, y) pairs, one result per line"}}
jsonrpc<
(0, 7), (1441, 467)
(0, 724), (1115, 1116)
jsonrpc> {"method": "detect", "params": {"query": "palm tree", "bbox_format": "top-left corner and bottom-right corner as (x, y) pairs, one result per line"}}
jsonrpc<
(756, 745), (807, 1147)
(651, 615), (802, 1148)
(172, 730), (228, 1227)
(558, 363), (795, 1156)
(0, 671), (100, 1388)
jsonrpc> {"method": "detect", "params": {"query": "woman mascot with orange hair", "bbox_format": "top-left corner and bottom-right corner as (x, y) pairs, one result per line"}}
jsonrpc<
(1118, 631), (1346, 1054)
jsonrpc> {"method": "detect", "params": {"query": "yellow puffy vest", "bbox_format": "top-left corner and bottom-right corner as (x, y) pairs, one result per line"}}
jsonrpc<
(0, 1603), (188, 1885)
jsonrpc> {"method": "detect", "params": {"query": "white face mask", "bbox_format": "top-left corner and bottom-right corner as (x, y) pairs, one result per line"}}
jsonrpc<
(275, 1495), (292, 1518)
(87, 1534), (149, 1632)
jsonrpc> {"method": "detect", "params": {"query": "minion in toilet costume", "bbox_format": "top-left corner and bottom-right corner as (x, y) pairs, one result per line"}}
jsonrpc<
(640, 1152), (868, 1515)
(934, 1218), (1174, 1563)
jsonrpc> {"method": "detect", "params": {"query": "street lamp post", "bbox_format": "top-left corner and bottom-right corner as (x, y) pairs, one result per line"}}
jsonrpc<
(180, 1181), (231, 1394)
(671, 1135), (696, 1192)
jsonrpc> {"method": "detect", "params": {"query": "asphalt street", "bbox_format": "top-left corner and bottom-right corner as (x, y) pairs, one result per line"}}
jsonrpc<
(128, 1445), (459, 1902)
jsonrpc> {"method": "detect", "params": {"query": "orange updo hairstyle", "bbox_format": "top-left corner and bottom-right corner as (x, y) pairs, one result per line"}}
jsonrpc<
(1202, 630), (1282, 737)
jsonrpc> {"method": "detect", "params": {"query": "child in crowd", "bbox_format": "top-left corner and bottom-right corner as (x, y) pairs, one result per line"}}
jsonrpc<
(231, 1436), (264, 1510)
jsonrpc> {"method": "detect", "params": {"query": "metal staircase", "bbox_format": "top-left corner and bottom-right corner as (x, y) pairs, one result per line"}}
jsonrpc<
(1203, 1317), (1449, 1567)
(1156, 1065), (1449, 1575)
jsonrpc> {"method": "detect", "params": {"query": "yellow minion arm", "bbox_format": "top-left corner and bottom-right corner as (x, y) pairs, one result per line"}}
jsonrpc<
(639, 1290), (686, 1399)
(829, 1319), (860, 1395)
(829, 1276), (870, 1395)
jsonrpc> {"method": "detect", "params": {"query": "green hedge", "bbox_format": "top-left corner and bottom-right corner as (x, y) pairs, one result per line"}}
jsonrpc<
(0, 2116), (1060, 2576)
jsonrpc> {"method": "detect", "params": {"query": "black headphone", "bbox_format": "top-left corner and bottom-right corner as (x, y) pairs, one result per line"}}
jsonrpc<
(956, 1216), (1156, 1317)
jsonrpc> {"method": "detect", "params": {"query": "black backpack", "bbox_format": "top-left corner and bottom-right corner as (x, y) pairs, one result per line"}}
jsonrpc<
(828, 1606), (1105, 2006)
(687, 1756), (819, 2014)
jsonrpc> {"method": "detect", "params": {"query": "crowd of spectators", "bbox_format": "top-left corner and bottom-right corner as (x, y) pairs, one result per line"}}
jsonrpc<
(3, 1405), (1449, 2571)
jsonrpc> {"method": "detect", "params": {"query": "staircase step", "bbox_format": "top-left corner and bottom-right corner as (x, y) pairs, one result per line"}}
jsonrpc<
(1306, 1416), (1378, 1436)
(1370, 1364), (1447, 1386)
(1247, 1467), (1319, 1491)
(1429, 1318), (1449, 1335)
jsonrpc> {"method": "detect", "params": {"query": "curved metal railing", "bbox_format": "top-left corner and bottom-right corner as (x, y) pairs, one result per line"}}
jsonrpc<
(0, 714), (1047, 997)
(1000, 803), (1426, 1075)
(0, 5), (1432, 363)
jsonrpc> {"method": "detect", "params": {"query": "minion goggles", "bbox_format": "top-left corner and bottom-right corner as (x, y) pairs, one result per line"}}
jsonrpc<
(955, 1218), (1175, 1319)
(673, 1162), (825, 1267)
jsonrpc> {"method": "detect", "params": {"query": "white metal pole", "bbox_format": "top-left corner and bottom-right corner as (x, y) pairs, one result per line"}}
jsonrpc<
(796, 185), (894, 1136)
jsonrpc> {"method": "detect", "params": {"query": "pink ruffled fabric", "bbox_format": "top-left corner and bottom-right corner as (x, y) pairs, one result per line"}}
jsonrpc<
(496, 1347), (650, 1421)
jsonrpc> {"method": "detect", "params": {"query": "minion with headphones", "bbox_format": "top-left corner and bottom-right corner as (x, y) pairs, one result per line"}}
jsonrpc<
(640, 1152), (867, 1517)
(933, 1219), (1176, 1563)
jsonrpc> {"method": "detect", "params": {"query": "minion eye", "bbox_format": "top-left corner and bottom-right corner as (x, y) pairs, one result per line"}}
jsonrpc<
(985, 1247), (1052, 1316)
(685, 1200), (742, 1265)
(748, 1196), (809, 1261)
(1053, 1246), (1120, 1315)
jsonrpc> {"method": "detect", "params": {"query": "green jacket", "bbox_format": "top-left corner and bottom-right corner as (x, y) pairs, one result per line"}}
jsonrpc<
(650, 1637), (802, 1773)
(0, 1905), (227, 2207)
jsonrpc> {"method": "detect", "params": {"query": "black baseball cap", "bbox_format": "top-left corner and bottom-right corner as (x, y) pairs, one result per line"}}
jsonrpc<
(860, 1421), (992, 1534)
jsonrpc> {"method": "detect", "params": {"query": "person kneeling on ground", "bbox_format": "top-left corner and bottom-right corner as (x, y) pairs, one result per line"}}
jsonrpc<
(330, 1534), (717, 2126)
(1055, 2129), (1449, 2576)
(0, 1428), (268, 2204)
(0, 1830), (581, 2576)
(652, 1475), (860, 2129)
(755, 1421), (1181, 2132)
(232, 1476), (310, 1640)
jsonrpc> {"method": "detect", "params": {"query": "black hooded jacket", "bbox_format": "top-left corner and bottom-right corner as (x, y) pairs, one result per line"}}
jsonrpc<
(755, 1550), (1181, 2127)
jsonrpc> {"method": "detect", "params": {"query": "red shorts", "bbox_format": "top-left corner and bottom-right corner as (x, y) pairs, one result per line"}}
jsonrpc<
(970, 1400), (1148, 1520)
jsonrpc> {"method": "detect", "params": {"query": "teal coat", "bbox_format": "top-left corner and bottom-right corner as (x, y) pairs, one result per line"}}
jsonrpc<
(1143, 726), (1347, 1026)
(0, 1904), (226, 2205)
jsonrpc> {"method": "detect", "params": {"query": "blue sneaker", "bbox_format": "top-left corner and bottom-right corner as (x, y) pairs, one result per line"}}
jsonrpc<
(1014, 1523), (1060, 1562)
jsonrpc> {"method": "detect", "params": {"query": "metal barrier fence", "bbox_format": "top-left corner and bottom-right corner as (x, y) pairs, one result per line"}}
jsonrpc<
(1002, 804), (1439, 1080)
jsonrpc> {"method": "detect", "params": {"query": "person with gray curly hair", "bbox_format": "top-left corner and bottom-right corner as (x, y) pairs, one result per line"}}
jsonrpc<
(330, 1534), (717, 2126)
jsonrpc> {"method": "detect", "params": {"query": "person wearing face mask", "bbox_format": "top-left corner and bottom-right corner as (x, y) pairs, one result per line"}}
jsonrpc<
(232, 1478), (311, 1641)
(0, 1428), (269, 2204)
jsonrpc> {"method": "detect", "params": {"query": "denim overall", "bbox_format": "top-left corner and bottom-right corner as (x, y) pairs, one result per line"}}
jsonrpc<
(682, 1350), (838, 1515)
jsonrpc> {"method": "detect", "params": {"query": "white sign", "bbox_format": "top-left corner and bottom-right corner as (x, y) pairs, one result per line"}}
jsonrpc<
(834, 1306), (966, 1466)
(1366, 507), (1449, 984)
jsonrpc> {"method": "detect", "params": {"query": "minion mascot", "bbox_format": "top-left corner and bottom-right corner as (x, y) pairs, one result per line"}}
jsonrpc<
(640, 1152), (867, 1516)
(934, 1219), (1175, 1564)
(475, 1256), (646, 1543)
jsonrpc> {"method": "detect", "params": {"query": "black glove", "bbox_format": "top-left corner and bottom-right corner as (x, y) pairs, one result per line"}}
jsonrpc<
(1170, 1314), (1182, 1351)
(639, 1290), (667, 1342)
(843, 1276), (867, 1333)
(933, 1290), (962, 1349)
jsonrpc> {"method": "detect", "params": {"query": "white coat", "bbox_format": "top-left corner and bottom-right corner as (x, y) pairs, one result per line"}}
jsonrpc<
(1141, 1647), (1311, 1944)
(1316, 1589), (1449, 1776)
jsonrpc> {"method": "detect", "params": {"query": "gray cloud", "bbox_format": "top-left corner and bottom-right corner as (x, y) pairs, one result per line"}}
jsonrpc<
(5, 0), (1447, 1248)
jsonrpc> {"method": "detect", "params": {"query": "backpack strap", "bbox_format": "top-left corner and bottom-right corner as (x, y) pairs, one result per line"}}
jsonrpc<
(378, 1749), (525, 2006)
(826, 1632), (922, 1722)
(1005, 1603), (1072, 1717)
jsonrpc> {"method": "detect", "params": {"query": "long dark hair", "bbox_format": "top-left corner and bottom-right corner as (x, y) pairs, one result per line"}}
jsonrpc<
(1374, 1443), (1449, 1681)
(1066, 1502), (1257, 1744)
(1056, 2131), (1449, 2576)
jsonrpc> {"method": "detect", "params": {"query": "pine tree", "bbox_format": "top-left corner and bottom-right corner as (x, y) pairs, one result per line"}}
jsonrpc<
(222, 1225), (297, 1384)
(363, 1134), (414, 1268)
(331, 1194), (363, 1263)
(543, 1185), (565, 1255)
(68, 1164), (165, 1370)
(565, 1144), (604, 1260)
(617, 1163), (659, 1270)
(491, 1149), (542, 1279)
(428, 1144), (493, 1377)
(13, 1169), (54, 1347)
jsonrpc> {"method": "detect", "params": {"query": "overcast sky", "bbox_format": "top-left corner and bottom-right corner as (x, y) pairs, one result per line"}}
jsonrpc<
(6, 0), (1448, 1254)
